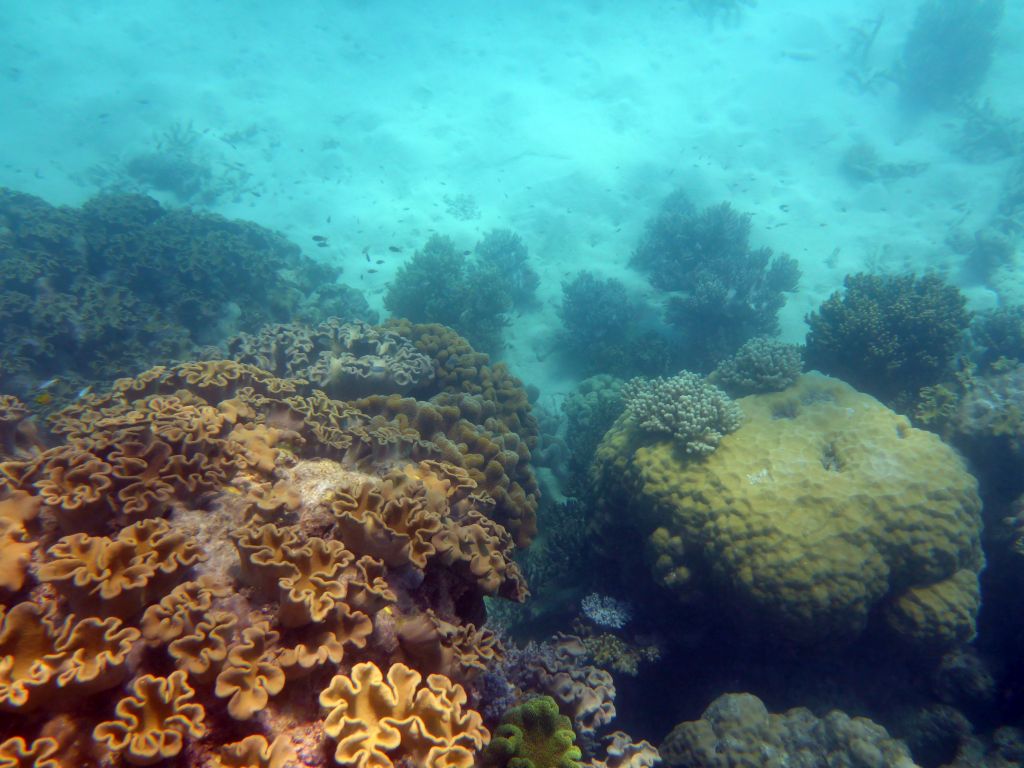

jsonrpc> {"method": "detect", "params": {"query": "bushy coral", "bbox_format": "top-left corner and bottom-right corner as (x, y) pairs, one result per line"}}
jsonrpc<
(898, 0), (1004, 111)
(557, 273), (670, 378)
(0, 188), (368, 398)
(479, 695), (583, 768)
(620, 372), (741, 456)
(631, 192), (801, 369)
(805, 273), (970, 406)
(971, 305), (1024, 370)
(474, 228), (539, 308)
(562, 376), (625, 498)
(709, 336), (803, 396)
(384, 233), (516, 352)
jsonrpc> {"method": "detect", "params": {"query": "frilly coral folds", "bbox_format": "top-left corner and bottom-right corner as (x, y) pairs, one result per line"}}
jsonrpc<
(0, 323), (542, 765)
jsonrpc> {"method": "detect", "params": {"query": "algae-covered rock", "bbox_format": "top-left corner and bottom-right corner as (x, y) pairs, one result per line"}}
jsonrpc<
(593, 373), (983, 649)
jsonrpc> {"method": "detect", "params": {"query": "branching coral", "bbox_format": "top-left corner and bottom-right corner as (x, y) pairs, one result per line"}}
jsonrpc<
(621, 372), (741, 456)
(0, 188), (361, 394)
(631, 192), (801, 369)
(805, 272), (970, 407)
(710, 336), (803, 396)
(384, 234), (516, 352)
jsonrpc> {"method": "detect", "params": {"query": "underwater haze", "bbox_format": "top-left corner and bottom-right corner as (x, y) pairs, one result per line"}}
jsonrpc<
(2, 1), (1024, 767)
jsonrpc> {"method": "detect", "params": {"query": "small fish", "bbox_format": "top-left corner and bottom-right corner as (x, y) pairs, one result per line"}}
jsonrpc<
(34, 392), (53, 406)
(76, 385), (92, 399)
(224, 486), (242, 496)
(326, 215), (332, 223)
(388, 245), (401, 253)
(365, 252), (371, 262)
(375, 260), (384, 265)
(367, 269), (378, 274)
(313, 235), (328, 242)
(316, 241), (328, 248)
(462, 250), (471, 256)
(38, 377), (59, 390)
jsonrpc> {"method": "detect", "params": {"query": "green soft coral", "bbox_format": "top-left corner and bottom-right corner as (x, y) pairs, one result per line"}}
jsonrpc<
(480, 696), (582, 768)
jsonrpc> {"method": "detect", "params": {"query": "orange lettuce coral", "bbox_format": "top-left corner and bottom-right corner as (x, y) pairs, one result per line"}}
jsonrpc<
(319, 661), (489, 768)
(93, 669), (207, 765)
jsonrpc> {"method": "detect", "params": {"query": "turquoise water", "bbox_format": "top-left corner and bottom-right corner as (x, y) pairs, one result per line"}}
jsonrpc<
(0, 2), (1022, 766)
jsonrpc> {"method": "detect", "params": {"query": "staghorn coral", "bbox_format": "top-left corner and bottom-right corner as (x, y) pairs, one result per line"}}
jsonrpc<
(898, 0), (1004, 111)
(93, 669), (207, 765)
(319, 660), (489, 768)
(620, 372), (741, 456)
(384, 233), (522, 352)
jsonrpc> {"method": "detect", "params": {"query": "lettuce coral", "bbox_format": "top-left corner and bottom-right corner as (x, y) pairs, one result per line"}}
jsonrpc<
(0, 357), (533, 764)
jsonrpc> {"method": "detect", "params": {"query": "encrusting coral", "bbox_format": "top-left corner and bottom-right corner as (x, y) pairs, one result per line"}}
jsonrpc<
(0, 349), (540, 765)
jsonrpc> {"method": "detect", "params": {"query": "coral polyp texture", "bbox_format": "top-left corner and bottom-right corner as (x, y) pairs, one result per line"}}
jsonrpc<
(594, 373), (983, 650)
(0, 351), (542, 765)
(661, 692), (919, 768)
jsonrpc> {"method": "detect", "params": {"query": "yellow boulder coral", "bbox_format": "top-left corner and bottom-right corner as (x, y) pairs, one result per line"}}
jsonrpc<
(594, 373), (983, 648)
(319, 661), (488, 768)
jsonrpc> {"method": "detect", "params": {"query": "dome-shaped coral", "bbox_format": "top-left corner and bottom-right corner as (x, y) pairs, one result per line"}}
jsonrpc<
(594, 373), (983, 649)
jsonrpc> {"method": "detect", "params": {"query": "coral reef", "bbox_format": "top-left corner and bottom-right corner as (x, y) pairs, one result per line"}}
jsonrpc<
(557, 273), (670, 378)
(384, 233), (519, 352)
(805, 273), (970, 407)
(661, 692), (919, 767)
(898, 0), (1004, 111)
(593, 373), (983, 650)
(480, 695), (582, 768)
(562, 377), (625, 498)
(0, 356), (539, 764)
(620, 372), (741, 456)
(0, 188), (369, 398)
(631, 192), (801, 370)
(229, 319), (434, 400)
(709, 336), (803, 396)
(473, 228), (539, 309)
(970, 305), (1024, 370)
